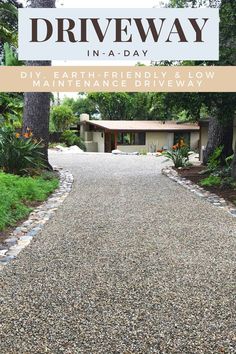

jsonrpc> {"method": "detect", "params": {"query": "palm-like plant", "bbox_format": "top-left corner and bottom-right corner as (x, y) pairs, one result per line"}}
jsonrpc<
(163, 147), (191, 168)
(0, 93), (23, 127)
(0, 1), (18, 48)
(0, 126), (45, 175)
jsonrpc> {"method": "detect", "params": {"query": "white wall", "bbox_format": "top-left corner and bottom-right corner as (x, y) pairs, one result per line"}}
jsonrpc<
(117, 145), (146, 153)
(93, 132), (105, 153)
(117, 131), (199, 153)
(117, 132), (174, 153)
(190, 132), (199, 150)
(146, 132), (174, 151)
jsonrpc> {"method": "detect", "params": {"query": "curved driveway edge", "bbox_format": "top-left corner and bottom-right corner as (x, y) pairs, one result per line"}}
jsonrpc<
(0, 153), (235, 353)
(0, 168), (73, 270)
(162, 166), (236, 218)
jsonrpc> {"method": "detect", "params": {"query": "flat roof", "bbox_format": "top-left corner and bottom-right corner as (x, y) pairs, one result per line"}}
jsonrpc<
(86, 120), (200, 132)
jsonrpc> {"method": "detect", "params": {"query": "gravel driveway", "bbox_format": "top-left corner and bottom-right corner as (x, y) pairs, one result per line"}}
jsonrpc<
(0, 152), (235, 354)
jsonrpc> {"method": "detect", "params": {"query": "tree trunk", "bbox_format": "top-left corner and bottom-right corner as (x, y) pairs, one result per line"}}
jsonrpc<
(203, 116), (234, 165)
(23, 0), (55, 168)
(23, 90), (51, 166)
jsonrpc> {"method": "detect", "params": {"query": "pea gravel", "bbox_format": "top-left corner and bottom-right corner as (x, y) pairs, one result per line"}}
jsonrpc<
(0, 152), (235, 354)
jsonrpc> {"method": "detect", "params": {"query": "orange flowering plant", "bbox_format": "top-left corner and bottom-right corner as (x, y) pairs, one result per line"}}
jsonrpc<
(0, 127), (45, 175)
(162, 139), (191, 168)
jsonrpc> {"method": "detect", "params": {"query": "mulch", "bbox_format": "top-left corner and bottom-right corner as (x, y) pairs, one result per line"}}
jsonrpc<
(176, 166), (236, 206)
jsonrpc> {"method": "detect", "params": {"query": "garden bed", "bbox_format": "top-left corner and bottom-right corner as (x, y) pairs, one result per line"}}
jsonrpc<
(0, 171), (59, 243)
(175, 166), (236, 206)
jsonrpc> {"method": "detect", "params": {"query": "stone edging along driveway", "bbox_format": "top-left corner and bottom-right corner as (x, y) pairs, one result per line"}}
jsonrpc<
(0, 168), (74, 271)
(162, 166), (236, 218)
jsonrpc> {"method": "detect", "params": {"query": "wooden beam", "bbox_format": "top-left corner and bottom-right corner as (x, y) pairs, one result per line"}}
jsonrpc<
(114, 130), (118, 149)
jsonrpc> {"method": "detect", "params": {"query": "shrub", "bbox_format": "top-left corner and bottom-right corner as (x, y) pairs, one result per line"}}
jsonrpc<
(163, 146), (191, 168)
(226, 154), (234, 167)
(207, 149), (233, 178)
(0, 126), (45, 175)
(61, 130), (86, 151)
(220, 177), (236, 189)
(51, 105), (75, 132)
(207, 146), (224, 172)
(200, 175), (222, 187)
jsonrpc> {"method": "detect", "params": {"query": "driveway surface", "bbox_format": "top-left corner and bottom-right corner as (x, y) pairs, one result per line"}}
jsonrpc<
(0, 152), (235, 354)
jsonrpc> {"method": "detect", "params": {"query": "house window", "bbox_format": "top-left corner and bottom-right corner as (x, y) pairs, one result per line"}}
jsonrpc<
(118, 132), (146, 145)
(174, 132), (190, 147)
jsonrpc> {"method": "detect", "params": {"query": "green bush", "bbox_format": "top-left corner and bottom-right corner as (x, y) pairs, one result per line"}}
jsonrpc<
(220, 177), (236, 189)
(200, 175), (222, 187)
(61, 130), (86, 151)
(163, 147), (191, 168)
(207, 146), (224, 172)
(207, 148), (233, 178)
(0, 172), (59, 231)
(51, 105), (75, 132)
(0, 126), (45, 175)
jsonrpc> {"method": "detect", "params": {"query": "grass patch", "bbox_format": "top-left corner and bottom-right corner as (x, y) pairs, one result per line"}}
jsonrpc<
(0, 172), (59, 231)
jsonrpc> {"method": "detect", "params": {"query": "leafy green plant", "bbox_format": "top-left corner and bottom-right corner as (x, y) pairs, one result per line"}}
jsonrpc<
(0, 93), (23, 127)
(61, 130), (86, 151)
(0, 1), (18, 49)
(163, 147), (191, 168)
(200, 175), (222, 187)
(206, 151), (234, 179)
(226, 154), (234, 167)
(0, 126), (45, 175)
(220, 177), (236, 189)
(207, 146), (224, 172)
(3, 43), (23, 66)
(0, 172), (59, 231)
(51, 105), (75, 132)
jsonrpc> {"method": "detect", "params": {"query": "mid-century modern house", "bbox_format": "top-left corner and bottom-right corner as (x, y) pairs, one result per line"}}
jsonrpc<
(199, 118), (236, 161)
(79, 114), (200, 153)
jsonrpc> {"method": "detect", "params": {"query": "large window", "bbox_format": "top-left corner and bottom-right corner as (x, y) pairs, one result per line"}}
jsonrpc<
(174, 132), (190, 147)
(118, 132), (146, 145)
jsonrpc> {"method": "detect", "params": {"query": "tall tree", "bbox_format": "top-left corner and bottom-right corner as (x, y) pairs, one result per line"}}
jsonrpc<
(23, 0), (56, 167)
(168, 0), (236, 169)
(88, 93), (133, 120)
(203, 0), (236, 164)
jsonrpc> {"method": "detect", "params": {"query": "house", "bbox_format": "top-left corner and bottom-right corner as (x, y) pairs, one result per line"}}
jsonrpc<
(80, 114), (200, 153)
(199, 119), (236, 161)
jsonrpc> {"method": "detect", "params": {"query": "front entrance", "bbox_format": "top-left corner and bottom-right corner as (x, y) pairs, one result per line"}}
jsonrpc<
(105, 131), (117, 153)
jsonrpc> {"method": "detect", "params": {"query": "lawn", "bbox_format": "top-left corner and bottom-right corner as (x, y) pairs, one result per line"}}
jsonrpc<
(0, 172), (59, 232)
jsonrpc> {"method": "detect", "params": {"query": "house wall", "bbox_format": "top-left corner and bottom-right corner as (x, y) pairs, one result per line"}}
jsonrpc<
(117, 145), (147, 153)
(146, 132), (174, 151)
(117, 131), (198, 153)
(93, 132), (105, 153)
(85, 141), (98, 152)
(199, 126), (208, 161)
(190, 131), (200, 150)
(117, 132), (173, 153)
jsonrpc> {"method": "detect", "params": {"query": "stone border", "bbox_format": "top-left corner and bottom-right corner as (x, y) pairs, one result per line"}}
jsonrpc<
(0, 168), (74, 271)
(162, 166), (236, 218)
